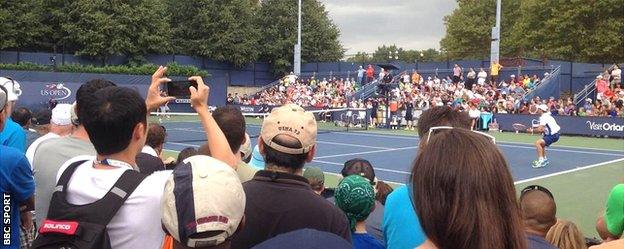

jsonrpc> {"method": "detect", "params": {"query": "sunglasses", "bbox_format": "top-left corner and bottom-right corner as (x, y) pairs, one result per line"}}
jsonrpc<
(426, 126), (496, 144)
(520, 185), (554, 200)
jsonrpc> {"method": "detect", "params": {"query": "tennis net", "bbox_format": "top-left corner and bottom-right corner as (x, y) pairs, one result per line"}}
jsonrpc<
(150, 108), (369, 143)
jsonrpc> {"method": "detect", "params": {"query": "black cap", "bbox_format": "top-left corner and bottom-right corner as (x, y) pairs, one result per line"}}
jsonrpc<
(31, 109), (52, 126)
(341, 158), (375, 184)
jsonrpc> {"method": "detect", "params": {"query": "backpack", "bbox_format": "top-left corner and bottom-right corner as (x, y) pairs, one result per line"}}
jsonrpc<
(31, 160), (147, 249)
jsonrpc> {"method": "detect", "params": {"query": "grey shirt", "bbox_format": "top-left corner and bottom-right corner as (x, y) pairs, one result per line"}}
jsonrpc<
(32, 136), (95, 227)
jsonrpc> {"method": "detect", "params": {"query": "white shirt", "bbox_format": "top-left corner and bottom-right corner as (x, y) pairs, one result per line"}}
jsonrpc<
(141, 145), (158, 157)
(26, 132), (60, 168)
(468, 108), (481, 118)
(539, 113), (561, 135)
(55, 156), (172, 249)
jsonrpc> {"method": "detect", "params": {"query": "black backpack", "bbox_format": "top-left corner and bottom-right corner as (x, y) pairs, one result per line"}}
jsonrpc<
(31, 160), (147, 249)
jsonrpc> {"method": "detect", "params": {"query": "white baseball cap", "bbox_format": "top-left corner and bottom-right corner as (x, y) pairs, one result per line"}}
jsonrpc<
(537, 104), (549, 112)
(0, 77), (22, 101)
(51, 104), (73, 125)
(162, 155), (245, 247)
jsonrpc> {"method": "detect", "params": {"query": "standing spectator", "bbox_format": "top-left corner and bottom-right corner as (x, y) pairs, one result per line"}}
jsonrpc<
(32, 80), (114, 228)
(0, 77), (26, 151)
(383, 106), (470, 249)
(366, 64), (375, 84)
(468, 101), (481, 130)
(135, 123), (167, 175)
(610, 64), (621, 88)
(520, 185), (558, 249)
(303, 167), (325, 196)
(212, 106), (258, 183)
(357, 65), (365, 86)
(0, 84), (35, 249)
(452, 64), (462, 84)
(545, 220), (587, 249)
(596, 183), (624, 241)
(232, 104), (351, 248)
(335, 175), (384, 249)
(490, 60), (503, 87)
(11, 107), (38, 148)
(466, 67), (476, 90)
(25, 104), (73, 166)
(477, 67), (488, 86)
(596, 75), (609, 100)
(412, 70), (422, 85)
(411, 128), (526, 249)
(160, 155), (245, 249)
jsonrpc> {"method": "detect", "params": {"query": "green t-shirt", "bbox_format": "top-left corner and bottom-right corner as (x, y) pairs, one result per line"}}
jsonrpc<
(606, 184), (624, 236)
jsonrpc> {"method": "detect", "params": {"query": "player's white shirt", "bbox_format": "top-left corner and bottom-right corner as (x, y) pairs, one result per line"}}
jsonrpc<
(539, 112), (560, 135)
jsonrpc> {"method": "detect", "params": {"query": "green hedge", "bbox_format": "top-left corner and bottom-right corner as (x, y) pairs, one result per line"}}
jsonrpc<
(0, 62), (209, 77)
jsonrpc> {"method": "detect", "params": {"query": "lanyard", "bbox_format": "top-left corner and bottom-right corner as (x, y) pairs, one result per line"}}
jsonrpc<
(93, 158), (134, 169)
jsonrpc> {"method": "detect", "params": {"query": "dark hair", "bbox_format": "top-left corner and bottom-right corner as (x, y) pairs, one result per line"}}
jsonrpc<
(176, 147), (198, 165)
(342, 158), (375, 184)
(11, 107), (32, 127)
(411, 129), (526, 249)
(212, 106), (246, 153)
(375, 181), (393, 205)
(262, 136), (307, 170)
(417, 106), (470, 137)
(76, 79), (116, 122)
(81, 87), (147, 155)
(146, 123), (166, 149)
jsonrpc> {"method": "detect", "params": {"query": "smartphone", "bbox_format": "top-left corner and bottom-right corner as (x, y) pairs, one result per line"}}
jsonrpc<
(166, 80), (198, 98)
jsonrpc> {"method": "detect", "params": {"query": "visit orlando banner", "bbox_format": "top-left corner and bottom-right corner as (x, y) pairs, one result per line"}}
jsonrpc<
(495, 114), (624, 138)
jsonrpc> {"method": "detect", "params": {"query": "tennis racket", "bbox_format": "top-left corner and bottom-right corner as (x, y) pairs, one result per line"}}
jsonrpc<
(512, 123), (527, 134)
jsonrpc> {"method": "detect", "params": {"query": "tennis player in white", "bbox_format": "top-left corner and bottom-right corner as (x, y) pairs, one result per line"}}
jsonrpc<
(528, 104), (561, 168)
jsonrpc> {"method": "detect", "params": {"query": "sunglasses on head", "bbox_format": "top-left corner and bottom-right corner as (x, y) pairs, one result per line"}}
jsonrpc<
(426, 126), (496, 144)
(520, 185), (554, 200)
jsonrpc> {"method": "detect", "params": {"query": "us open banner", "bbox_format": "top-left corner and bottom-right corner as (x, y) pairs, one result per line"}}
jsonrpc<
(495, 114), (624, 138)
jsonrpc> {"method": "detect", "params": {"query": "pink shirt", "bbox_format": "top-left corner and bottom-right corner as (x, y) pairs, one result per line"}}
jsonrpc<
(596, 79), (609, 93)
(453, 67), (461, 76)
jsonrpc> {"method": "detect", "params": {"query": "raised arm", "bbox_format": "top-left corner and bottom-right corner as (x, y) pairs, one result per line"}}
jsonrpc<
(188, 76), (238, 169)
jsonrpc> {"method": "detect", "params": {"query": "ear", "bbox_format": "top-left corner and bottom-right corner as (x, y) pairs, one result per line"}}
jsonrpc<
(305, 145), (316, 163)
(133, 122), (146, 141)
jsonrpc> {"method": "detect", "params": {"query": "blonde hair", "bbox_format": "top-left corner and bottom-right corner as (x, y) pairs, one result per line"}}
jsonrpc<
(545, 220), (587, 249)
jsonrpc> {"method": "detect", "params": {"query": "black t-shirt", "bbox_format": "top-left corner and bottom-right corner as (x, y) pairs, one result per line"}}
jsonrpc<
(231, 170), (351, 249)
(135, 152), (165, 175)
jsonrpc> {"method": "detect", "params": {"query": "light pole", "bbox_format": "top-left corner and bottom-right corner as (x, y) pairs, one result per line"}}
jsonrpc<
(293, 0), (302, 75)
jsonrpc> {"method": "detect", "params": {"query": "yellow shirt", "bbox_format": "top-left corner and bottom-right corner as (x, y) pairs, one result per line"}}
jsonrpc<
(491, 63), (502, 76)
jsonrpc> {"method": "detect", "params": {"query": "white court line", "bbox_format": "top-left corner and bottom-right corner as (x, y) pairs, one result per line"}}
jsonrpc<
(498, 144), (624, 157)
(167, 142), (200, 148)
(313, 159), (411, 175)
(514, 157), (624, 185)
(314, 146), (418, 159)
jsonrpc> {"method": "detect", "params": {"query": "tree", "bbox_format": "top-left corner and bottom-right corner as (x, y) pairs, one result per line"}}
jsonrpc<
(169, 0), (260, 67)
(439, 0), (520, 60)
(62, 0), (171, 63)
(368, 45), (441, 63)
(371, 45), (404, 62)
(0, 0), (48, 51)
(346, 52), (373, 63)
(257, 0), (344, 74)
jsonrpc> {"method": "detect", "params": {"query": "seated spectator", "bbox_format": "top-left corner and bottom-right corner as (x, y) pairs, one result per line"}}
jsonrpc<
(411, 128), (526, 249)
(174, 147), (198, 168)
(25, 104), (73, 166)
(11, 106), (32, 128)
(374, 181), (393, 205)
(596, 184), (624, 241)
(303, 166), (325, 195)
(0, 84), (35, 249)
(161, 155), (245, 249)
(545, 220), (587, 249)
(211, 106), (257, 182)
(253, 229), (352, 249)
(383, 106), (470, 249)
(520, 185), (558, 249)
(33, 79), (114, 228)
(231, 104), (350, 248)
(136, 123), (167, 175)
(335, 175), (383, 249)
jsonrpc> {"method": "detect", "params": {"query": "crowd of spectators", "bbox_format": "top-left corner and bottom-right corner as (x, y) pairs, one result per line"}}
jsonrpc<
(2, 66), (624, 249)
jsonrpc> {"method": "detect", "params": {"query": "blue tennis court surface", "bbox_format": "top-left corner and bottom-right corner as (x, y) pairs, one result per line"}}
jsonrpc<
(162, 121), (624, 184)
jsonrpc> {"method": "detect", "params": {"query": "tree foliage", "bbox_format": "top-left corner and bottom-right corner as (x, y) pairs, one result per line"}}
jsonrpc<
(346, 46), (441, 64)
(256, 0), (344, 74)
(441, 0), (623, 63)
(0, 0), (48, 50)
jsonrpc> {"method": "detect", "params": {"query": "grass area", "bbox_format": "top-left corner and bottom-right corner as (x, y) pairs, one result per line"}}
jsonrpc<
(158, 114), (623, 238)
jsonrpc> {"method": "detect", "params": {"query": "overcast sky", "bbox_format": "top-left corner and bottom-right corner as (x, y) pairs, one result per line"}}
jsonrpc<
(319, 0), (458, 55)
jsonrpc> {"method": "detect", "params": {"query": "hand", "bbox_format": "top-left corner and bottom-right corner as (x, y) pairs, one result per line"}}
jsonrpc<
(162, 156), (176, 165)
(146, 66), (176, 111)
(189, 76), (209, 110)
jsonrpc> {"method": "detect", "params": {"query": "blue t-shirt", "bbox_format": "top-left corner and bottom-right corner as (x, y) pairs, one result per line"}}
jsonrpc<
(382, 185), (426, 249)
(352, 233), (384, 249)
(0, 119), (26, 152)
(0, 145), (35, 249)
(527, 233), (557, 249)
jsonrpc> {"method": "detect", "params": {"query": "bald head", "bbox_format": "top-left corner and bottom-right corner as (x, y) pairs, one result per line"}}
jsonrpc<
(520, 190), (557, 236)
